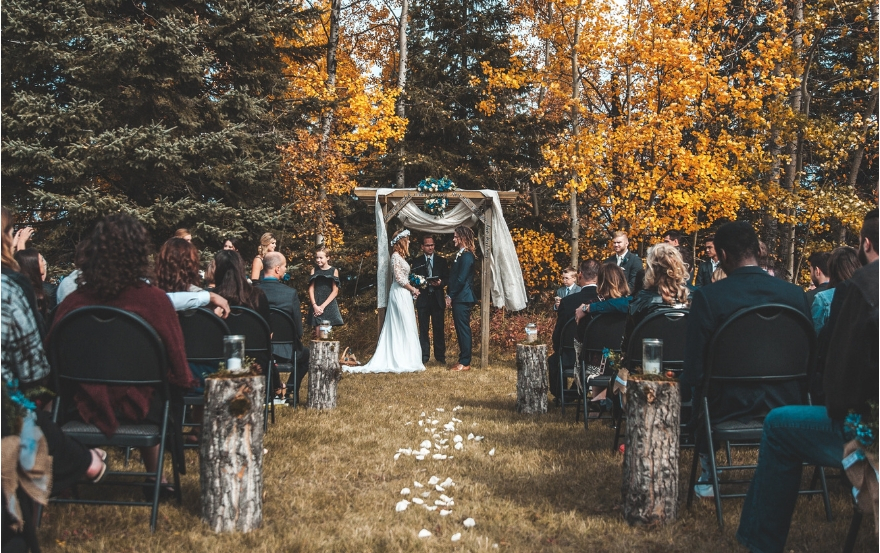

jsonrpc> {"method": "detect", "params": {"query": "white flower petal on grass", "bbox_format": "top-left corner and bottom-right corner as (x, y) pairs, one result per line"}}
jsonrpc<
(474, 436), (484, 442)
(436, 408), (445, 412)
(419, 448), (431, 455)
(424, 505), (437, 511)
(489, 448), (496, 456)
(418, 420), (424, 426)
(431, 419), (440, 425)
(468, 433), (475, 440)
(421, 491), (431, 498)
(454, 442), (463, 450)
(453, 435), (463, 443)
(452, 417), (462, 423)
(435, 485), (445, 492)
(439, 494), (452, 502)
(434, 500), (447, 506)
(412, 497), (424, 505)
(428, 476), (440, 485)
(395, 500), (410, 512)
(415, 455), (425, 460)
(418, 529), (432, 538)
(413, 480), (423, 488)
(453, 406), (463, 411)
(444, 423), (456, 431)
(441, 478), (455, 487)
(432, 454), (447, 460)
(405, 421), (412, 425)
(394, 453), (401, 460)
(463, 518), (476, 528)
(421, 412), (426, 417)
(440, 509), (452, 516)
(420, 440), (432, 449)
(451, 533), (462, 542)
(401, 487), (411, 495)
(439, 439), (448, 445)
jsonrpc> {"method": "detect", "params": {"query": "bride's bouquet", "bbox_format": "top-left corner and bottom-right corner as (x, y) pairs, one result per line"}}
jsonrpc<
(409, 273), (427, 289)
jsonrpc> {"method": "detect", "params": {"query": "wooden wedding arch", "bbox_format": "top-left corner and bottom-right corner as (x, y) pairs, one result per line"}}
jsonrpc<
(353, 187), (519, 369)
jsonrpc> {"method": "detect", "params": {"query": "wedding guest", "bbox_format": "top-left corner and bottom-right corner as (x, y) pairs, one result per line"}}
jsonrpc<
(810, 246), (859, 334)
(549, 259), (600, 401)
(13, 248), (56, 324)
(1, 211), (44, 339)
(251, 232), (277, 280)
(805, 251), (831, 305)
(306, 246), (343, 338)
(56, 240), (90, 304)
(694, 234), (720, 287)
(255, 252), (309, 405)
(156, 238), (203, 293)
(204, 258), (217, 290)
(736, 209), (878, 553)
(554, 267), (581, 311)
(620, 243), (690, 358)
(573, 263), (630, 322)
(50, 213), (195, 497)
(12, 225), (35, 252)
(711, 267), (727, 282)
(662, 229), (693, 281)
(174, 228), (192, 242)
(222, 237), (242, 252)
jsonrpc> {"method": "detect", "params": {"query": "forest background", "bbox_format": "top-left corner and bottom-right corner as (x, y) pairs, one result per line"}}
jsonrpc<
(3, 0), (877, 309)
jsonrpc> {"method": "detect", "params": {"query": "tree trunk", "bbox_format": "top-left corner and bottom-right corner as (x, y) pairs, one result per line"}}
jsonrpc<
(621, 378), (680, 526)
(316, 0), (341, 245)
(200, 375), (265, 533)
(308, 340), (341, 409)
(568, 0), (582, 267)
(395, 0), (409, 188)
(515, 344), (548, 414)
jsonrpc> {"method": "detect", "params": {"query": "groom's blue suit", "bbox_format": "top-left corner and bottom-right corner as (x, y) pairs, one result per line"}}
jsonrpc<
(447, 250), (476, 366)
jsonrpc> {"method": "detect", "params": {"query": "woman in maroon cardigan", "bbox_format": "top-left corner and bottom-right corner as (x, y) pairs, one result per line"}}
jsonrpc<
(51, 214), (196, 492)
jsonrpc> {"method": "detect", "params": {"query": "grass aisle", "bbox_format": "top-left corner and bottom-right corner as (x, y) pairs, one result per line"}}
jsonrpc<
(40, 362), (868, 552)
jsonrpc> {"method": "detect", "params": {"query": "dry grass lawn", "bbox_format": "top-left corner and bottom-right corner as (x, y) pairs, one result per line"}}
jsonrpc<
(38, 361), (871, 552)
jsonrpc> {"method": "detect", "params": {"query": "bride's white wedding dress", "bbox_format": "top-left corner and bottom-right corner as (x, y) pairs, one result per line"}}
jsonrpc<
(344, 252), (425, 374)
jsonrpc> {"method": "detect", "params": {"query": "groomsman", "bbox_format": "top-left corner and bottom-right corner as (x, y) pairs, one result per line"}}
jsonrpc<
(412, 234), (448, 364)
(446, 226), (477, 372)
(604, 230), (643, 293)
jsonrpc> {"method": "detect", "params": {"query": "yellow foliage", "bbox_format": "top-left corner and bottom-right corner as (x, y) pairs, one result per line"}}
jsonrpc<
(510, 228), (570, 294)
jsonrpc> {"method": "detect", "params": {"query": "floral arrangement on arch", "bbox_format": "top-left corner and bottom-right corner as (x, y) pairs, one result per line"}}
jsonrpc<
(417, 177), (457, 217)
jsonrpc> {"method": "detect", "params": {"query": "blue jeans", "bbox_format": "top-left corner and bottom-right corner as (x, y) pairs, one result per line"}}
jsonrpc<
(735, 406), (844, 553)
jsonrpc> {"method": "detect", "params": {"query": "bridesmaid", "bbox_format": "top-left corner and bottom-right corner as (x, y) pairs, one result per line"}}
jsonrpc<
(250, 233), (277, 281)
(306, 246), (343, 338)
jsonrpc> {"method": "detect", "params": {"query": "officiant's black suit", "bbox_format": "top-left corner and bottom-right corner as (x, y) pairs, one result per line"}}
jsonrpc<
(412, 253), (448, 363)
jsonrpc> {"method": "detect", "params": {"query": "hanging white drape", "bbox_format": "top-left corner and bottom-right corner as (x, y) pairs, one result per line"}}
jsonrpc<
(374, 189), (527, 312)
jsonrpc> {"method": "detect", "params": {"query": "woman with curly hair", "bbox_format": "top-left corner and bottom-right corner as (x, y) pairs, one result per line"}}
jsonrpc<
(156, 238), (202, 293)
(620, 242), (691, 359)
(250, 232), (276, 281)
(50, 213), (196, 495)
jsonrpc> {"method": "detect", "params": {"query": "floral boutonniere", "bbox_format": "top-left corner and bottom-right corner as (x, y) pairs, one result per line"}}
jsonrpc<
(455, 248), (465, 262)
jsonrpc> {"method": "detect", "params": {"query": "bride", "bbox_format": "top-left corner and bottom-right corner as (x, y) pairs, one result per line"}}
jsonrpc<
(345, 229), (425, 373)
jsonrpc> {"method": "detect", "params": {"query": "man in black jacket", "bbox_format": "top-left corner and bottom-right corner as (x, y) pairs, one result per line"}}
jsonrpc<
(736, 209), (878, 553)
(604, 231), (642, 293)
(693, 234), (719, 287)
(411, 235), (448, 364)
(548, 259), (600, 400)
(255, 252), (309, 405)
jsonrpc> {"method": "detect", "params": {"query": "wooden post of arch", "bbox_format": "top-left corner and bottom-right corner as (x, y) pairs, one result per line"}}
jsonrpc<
(480, 207), (492, 369)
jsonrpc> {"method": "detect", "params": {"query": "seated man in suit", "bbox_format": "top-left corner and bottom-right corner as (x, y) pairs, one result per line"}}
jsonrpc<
(680, 221), (811, 498)
(256, 252), (309, 406)
(736, 209), (878, 553)
(605, 231), (642, 293)
(548, 259), (600, 402)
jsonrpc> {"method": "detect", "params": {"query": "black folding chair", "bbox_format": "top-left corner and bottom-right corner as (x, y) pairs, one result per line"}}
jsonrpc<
(684, 303), (831, 529)
(576, 312), (627, 432)
(556, 317), (582, 414)
(226, 306), (273, 430)
(177, 308), (230, 447)
(612, 309), (689, 450)
(48, 306), (182, 532)
(268, 308), (304, 408)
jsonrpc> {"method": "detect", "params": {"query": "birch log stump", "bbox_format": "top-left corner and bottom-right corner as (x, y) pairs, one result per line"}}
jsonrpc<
(621, 378), (681, 525)
(308, 340), (340, 410)
(515, 344), (548, 414)
(200, 375), (265, 533)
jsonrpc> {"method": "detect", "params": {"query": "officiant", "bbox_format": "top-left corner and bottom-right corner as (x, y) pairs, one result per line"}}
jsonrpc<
(412, 234), (448, 364)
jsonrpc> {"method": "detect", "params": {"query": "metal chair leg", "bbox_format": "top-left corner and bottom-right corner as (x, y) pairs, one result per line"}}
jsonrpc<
(843, 509), (863, 553)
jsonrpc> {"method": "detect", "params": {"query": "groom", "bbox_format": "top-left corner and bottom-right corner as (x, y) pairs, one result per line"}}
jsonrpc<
(445, 225), (476, 372)
(412, 234), (448, 364)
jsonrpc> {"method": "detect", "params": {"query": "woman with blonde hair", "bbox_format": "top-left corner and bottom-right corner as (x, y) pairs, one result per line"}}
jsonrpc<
(250, 232), (277, 280)
(620, 242), (690, 358)
(346, 229), (424, 374)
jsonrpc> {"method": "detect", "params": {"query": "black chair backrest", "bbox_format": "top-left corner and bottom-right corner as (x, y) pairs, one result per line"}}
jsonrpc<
(624, 309), (689, 369)
(558, 317), (578, 369)
(226, 306), (272, 373)
(48, 306), (167, 386)
(268, 308), (301, 350)
(580, 312), (628, 356)
(701, 303), (815, 397)
(177, 308), (230, 363)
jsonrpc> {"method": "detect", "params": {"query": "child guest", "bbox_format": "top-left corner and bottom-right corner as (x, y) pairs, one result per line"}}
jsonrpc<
(307, 246), (343, 337)
(554, 267), (581, 311)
